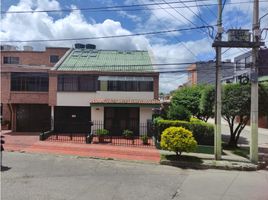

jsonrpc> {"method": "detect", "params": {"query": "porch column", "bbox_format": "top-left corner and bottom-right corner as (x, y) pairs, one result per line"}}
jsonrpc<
(51, 106), (54, 131)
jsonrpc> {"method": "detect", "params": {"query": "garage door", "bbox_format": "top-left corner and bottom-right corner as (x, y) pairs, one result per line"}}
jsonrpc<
(54, 107), (91, 133)
(16, 104), (50, 132)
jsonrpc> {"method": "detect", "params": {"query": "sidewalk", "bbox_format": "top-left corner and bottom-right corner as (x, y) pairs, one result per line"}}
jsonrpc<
(2, 131), (160, 163)
(207, 118), (268, 135)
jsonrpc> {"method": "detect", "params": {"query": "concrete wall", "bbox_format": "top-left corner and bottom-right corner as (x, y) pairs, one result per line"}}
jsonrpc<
(57, 91), (155, 106)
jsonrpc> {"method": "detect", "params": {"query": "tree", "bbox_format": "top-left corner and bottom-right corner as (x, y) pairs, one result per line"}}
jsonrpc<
(199, 85), (215, 122)
(222, 84), (251, 147)
(160, 127), (197, 157)
(171, 85), (206, 120)
(167, 104), (191, 121)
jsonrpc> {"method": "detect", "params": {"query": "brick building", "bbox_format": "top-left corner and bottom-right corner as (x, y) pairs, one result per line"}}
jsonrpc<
(1, 46), (69, 131)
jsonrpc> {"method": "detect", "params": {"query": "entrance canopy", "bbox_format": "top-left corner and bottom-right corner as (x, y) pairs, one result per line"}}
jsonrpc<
(90, 98), (160, 107)
(98, 76), (153, 82)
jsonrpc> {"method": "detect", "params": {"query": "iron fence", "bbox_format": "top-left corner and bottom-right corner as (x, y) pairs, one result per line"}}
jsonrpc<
(41, 120), (155, 148)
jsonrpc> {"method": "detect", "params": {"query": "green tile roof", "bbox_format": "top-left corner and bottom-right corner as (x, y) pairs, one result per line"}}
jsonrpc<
(56, 49), (154, 72)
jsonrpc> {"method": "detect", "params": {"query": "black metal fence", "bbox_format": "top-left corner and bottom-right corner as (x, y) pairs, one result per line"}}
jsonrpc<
(40, 120), (155, 148)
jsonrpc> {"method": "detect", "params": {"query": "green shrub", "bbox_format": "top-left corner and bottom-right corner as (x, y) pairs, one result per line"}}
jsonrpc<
(155, 119), (214, 146)
(122, 129), (133, 138)
(96, 129), (109, 136)
(190, 117), (203, 123)
(167, 104), (191, 121)
(141, 135), (149, 144)
(160, 127), (197, 157)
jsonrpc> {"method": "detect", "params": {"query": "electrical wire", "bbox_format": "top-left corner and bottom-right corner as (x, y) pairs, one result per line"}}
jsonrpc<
(1, 1), (265, 14)
(0, 25), (215, 43)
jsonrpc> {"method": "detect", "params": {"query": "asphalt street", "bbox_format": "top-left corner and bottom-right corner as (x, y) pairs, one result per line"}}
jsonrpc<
(1, 152), (268, 200)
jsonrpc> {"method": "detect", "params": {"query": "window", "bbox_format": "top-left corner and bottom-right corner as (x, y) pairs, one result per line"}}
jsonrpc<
(11, 73), (49, 91)
(50, 55), (59, 63)
(106, 81), (153, 91)
(3, 56), (19, 64)
(58, 75), (98, 92)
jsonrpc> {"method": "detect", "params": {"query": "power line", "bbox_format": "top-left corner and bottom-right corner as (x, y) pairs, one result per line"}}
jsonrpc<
(0, 25), (215, 43)
(150, 0), (200, 60)
(1, 0), (264, 14)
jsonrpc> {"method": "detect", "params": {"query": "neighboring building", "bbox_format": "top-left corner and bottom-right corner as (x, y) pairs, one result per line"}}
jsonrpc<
(1, 46), (70, 131)
(187, 61), (235, 85)
(234, 48), (268, 128)
(1, 45), (160, 135)
(234, 48), (268, 81)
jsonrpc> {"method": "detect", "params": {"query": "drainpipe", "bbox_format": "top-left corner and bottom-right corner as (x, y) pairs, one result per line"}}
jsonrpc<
(51, 106), (54, 131)
(8, 103), (14, 131)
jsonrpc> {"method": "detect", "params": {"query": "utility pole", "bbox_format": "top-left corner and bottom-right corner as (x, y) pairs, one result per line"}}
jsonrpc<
(250, 0), (259, 164)
(215, 0), (222, 160)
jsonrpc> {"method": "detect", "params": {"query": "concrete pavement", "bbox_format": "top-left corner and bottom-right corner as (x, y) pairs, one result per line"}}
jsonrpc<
(1, 152), (268, 200)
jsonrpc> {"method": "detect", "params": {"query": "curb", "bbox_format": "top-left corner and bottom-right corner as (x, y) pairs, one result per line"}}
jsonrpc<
(160, 159), (266, 171)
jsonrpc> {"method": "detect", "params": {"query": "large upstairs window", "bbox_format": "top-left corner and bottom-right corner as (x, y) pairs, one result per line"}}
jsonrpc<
(11, 73), (49, 91)
(3, 56), (20, 64)
(98, 76), (154, 92)
(58, 75), (98, 92)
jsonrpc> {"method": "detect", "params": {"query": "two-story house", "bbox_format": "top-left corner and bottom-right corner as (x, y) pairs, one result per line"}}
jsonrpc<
(49, 47), (160, 135)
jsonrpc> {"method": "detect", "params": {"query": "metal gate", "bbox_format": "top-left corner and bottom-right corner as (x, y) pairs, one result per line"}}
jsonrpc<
(16, 104), (50, 132)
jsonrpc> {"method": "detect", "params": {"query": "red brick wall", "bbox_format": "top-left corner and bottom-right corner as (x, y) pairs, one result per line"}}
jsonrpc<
(153, 75), (159, 99)
(9, 92), (49, 104)
(0, 47), (69, 67)
(48, 74), (57, 106)
(1, 72), (11, 103)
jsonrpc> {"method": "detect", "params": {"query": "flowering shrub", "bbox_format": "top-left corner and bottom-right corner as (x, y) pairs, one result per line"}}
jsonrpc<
(160, 127), (197, 157)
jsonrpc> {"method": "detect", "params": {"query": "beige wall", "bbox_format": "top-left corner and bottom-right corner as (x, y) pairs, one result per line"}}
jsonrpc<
(139, 107), (153, 135)
(91, 106), (104, 133)
(57, 91), (154, 106)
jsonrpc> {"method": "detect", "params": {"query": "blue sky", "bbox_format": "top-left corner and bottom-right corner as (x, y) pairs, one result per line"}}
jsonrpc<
(1, 0), (267, 92)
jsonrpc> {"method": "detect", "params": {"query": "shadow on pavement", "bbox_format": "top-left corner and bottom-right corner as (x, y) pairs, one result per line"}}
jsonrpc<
(222, 135), (249, 145)
(1, 165), (11, 172)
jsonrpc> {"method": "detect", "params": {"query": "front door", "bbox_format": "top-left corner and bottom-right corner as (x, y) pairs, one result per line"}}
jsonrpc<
(104, 107), (139, 136)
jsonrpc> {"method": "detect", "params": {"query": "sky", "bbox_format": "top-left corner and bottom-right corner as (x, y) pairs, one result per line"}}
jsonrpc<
(1, 0), (268, 92)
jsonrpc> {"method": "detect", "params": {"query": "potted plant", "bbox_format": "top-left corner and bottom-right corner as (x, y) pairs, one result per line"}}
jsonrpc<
(141, 135), (149, 145)
(96, 129), (109, 143)
(123, 129), (134, 144)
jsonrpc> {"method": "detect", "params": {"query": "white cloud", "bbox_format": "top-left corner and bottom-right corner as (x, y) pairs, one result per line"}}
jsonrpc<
(150, 38), (214, 92)
(0, 0), (150, 50)
(1, 0), (218, 93)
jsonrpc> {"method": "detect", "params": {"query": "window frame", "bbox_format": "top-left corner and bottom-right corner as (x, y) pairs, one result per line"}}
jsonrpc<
(49, 55), (60, 63)
(11, 73), (49, 92)
(3, 56), (20, 64)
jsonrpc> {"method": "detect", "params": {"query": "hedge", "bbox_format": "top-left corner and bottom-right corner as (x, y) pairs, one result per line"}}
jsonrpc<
(154, 119), (214, 146)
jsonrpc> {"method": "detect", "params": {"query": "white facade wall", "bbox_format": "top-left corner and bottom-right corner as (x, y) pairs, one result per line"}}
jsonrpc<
(91, 106), (104, 133)
(57, 91), (154, 106)
(139, 107), (153, 135)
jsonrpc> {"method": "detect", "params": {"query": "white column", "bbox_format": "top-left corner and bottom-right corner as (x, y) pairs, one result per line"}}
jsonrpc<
(51, 106), (54, 131)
